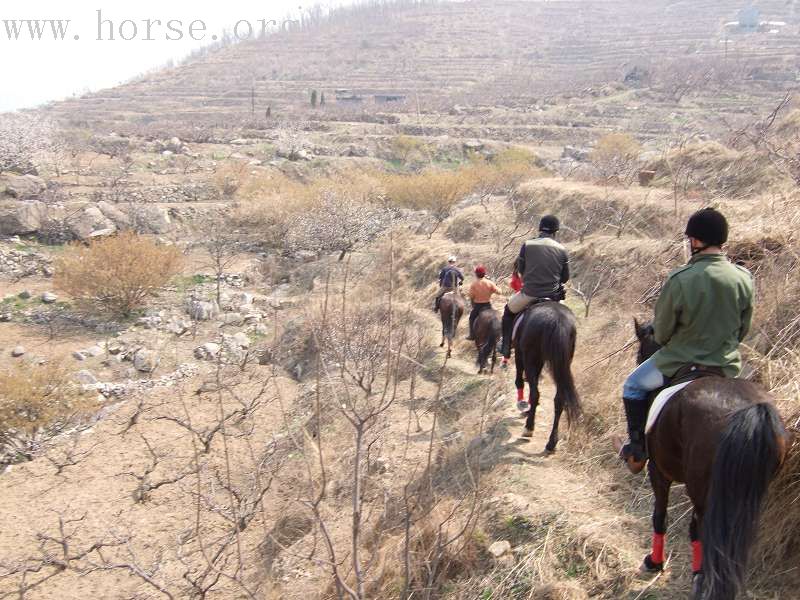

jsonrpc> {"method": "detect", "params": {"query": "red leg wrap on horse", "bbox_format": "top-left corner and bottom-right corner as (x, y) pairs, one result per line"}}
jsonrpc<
(692, 540), (702, 573)
(651, 533), (665, 565)
(517, 388), (524, 401)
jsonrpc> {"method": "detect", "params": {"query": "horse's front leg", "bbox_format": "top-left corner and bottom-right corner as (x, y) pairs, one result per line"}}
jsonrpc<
(642, 461), (671, 573)
(545, 393), (564, 453)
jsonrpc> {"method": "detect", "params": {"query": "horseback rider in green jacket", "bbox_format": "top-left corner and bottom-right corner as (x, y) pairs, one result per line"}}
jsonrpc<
(618, 208), (754, 474)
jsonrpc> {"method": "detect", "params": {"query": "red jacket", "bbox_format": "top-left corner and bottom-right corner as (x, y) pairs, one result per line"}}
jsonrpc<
(510, 272), (523, 293)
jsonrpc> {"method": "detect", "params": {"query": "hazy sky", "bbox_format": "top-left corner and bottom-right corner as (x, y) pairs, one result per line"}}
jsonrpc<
(0, 1), (348, 112)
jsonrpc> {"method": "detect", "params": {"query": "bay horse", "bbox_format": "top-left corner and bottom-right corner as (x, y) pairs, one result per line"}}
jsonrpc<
(474, 308), (500, 374)
(439, 292), (464, 358)
(514, 301), (580, 452)
(632, 320), (791, 600)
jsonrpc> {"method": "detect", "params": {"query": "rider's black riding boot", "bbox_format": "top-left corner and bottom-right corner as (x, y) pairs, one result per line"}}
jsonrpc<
(620, 397), (648, 474)
(466, 308), (477, 340)
(499, 306), (514, 358)
(433, 295), (440, 313)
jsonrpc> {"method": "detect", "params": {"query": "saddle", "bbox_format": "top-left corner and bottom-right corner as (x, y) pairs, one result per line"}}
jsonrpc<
(645, 364), (726, 433)
(511, 298), (556, 343)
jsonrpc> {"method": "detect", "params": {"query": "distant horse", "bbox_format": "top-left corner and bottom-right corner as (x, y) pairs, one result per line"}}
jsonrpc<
(439, 292), (464, 358)
(474, 308), (500, 374)
(632, 320), (791, 600)
(514, 301), (580, 452)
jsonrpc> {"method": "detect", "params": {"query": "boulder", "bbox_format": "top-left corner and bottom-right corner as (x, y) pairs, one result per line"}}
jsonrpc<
(188, 300), (219, 321)
(166, 319), (189, 336)
(68, 206), (117, 240)
(167, 137), (184, 153)
(133, 349), (159, 373)
(41, 292), (58, 304)
(0, 200), (44, 235)
(123, 205), (171, 234)
(194, 342), (221, 360)
(74, 370), (97, 385)
(10, 346), (25, 357)
(225, 292), (254, 309)
(462, 140), (485, 153)
(96, 201), (131, 229)
(231, 332), (251, 349)
(220, 313), (244, 326)
(0, 174), (46, 199)
(562, 146), (590, 162)
(85, 346), (104, 358)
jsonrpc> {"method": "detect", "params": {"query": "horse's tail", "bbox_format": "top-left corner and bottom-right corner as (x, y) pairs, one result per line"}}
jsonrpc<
(440, 296), (460, 341)
(703, 402), (786, 600)
(546, 318), (580, 423)
(477, 315), (499, 369)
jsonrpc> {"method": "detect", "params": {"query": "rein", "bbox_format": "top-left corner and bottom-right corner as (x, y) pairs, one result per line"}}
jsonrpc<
(582, 337), (637, 372)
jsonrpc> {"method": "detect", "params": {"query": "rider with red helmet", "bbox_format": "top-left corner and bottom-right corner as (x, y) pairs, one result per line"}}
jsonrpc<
(465, 265), (501, 341)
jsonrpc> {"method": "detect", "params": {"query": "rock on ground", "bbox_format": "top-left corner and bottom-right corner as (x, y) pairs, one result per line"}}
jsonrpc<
(488, 540), (512, 558)
(133, 349), (159, 373)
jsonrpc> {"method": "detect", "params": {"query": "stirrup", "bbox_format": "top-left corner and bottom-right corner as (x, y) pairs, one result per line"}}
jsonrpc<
(618, 440), (647, 474)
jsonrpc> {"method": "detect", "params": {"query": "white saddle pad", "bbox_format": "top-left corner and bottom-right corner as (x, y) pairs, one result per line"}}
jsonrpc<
(645, 382), (693, 434)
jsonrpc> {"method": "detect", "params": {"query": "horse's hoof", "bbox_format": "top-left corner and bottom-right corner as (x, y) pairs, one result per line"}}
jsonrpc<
(516, 400), (529, 413)
(691, 572), (705, 599)
(522, 428), (534, 438)
(639, 554), (664, 574)
(545, 443), (557, 454)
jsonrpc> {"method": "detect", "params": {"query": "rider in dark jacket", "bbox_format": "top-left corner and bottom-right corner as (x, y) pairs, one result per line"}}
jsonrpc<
(499, 216), (570, 359)
(434, 256), (464, 312)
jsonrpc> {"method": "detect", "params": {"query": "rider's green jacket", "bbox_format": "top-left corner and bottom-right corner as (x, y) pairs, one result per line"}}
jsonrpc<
(653, 253), (754, 378)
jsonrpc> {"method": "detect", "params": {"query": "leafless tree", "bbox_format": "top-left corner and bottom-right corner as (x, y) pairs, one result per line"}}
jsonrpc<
(570, 255), (619, 317)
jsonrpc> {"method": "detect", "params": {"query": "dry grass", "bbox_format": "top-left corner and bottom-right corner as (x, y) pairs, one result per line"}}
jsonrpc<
(54, 232), (183, 318)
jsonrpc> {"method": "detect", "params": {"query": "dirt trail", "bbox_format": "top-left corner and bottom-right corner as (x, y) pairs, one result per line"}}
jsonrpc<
(445, 346), (695, 599)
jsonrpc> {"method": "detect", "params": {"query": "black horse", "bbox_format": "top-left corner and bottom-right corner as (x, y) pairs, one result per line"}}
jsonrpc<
(474, 308), (500, 374)
(513, 302), (581, 452)
(633, 320), (791, 600)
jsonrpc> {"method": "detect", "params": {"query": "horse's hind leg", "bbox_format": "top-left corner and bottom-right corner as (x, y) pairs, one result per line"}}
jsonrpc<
(514, 350), (527, 413)
(522, 359), (543, 438)
(545, 393), (564, 453)
(641, 462), (670, 573)
(689, 510), (704, 598)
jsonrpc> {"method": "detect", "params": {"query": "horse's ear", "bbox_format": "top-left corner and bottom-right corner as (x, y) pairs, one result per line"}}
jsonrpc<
(633, 318), (644, 339)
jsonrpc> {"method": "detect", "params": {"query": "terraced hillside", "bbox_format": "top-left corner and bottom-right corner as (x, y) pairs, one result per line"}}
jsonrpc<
(48, 0), (799, 142)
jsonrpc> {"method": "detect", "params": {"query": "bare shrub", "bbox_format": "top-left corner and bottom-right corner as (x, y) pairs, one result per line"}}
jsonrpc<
(213, 161), (250, 198)
(54, 232), (182, 318)
(590, 133), (642, 186)
(288, 187), (392, 260)
(0, 361), (94, 463)
(383, 168), (477, 237)
(468, 147), (544, 210)
(391, 135), (427, 165)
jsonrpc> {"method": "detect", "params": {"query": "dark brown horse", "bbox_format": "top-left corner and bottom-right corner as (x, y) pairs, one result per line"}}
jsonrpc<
(633, 320), (791, 600)
(439, 292), (464, 358)
(474, 308), (500, 374)
(514, 301), (580, 452)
